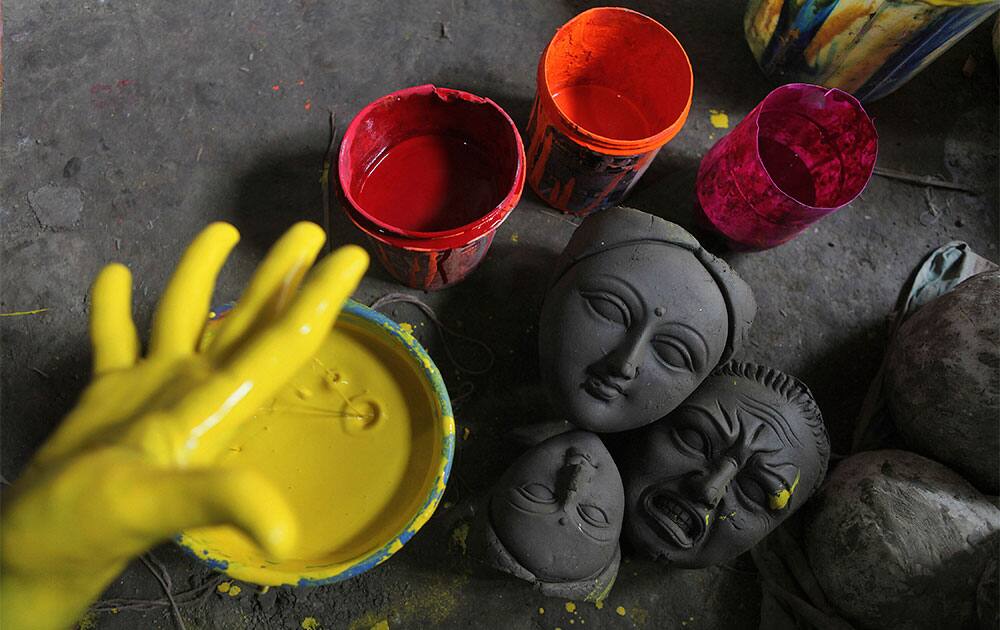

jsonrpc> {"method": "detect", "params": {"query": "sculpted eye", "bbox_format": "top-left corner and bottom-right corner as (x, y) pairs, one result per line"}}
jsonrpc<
(736, 477), (768, 506)
(518, 483), (557, 504)
(581, 291), (630, 327)
(673, 427), (710, 457)
(577, 503), (610, 527)
(651, 337), (694, 370)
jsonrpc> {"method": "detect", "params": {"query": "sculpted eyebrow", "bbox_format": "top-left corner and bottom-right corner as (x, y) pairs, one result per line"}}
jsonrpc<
(679, 403), (735, 447)
(736, 395), (802, 448)
(581, 274), (643, 311)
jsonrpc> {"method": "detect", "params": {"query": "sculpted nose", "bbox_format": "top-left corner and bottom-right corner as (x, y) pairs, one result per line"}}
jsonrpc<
(605, 335), (644, 380)
(691, 458), (739, 508)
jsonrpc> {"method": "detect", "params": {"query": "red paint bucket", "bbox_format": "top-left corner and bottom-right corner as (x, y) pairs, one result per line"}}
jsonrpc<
(695, 84), (878, 250)
(526, 8), (693, 216)
(339, 84), (525, 290)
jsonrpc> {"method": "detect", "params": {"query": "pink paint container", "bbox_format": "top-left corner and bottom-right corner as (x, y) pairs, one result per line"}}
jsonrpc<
(339, 84), (525, 290)
(695, 83), (877, 250)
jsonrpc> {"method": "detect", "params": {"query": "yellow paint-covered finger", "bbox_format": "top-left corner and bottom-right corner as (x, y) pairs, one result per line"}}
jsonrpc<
(90, 263), (140, 374)
(226, 245), (368, 383)
(115, 466), (298, 559)
(150, 223), (240, 357)
(208, 222), (326, 358)
(151, 245), (368, 465)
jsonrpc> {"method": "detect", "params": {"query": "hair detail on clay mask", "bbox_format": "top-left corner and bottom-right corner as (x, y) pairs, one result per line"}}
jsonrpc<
(691, 248), (756, 363)
(712, 361), (830, 492)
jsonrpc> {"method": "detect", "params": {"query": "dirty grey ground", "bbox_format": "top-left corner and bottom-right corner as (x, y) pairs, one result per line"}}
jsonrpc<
(2, 1), (998, 629)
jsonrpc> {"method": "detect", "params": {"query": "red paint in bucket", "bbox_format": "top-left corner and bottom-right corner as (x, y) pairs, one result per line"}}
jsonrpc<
(339, 84), (525, 289)
(695, 84), (878, 250)
(526, 8), (693, 216)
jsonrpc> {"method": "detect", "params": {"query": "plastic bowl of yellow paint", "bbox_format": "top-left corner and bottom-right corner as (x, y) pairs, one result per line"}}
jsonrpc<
(177, 300), (454, 586)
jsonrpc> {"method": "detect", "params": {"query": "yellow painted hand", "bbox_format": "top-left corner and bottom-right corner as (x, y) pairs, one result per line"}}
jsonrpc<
(0, 222), (368, 630)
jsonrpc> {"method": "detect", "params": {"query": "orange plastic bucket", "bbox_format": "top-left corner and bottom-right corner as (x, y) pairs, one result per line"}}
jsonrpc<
(526, 7), (693, 216)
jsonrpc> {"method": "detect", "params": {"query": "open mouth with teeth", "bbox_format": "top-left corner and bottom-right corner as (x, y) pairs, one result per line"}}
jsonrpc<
(641, 487), (706, 549)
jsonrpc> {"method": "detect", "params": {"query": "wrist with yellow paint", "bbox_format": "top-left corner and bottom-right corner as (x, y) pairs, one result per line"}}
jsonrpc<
(0, 222), (368, 630)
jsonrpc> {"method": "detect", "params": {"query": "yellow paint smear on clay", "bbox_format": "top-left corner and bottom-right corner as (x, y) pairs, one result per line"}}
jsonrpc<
(189, 316), (441, 569)
(769, 470), (801, 511)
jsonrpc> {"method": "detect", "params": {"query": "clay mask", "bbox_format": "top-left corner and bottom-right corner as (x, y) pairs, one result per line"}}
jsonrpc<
(477, 430), (624, 600)
(623, 362), (829, 568)
(540, 206), (755, 433)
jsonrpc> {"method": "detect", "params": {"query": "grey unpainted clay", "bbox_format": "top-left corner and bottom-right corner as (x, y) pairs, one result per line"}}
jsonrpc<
(622, 362), (830, 568)
(803, 449), (1000, 630)
(539, 206), (756, 433)
(470, 430), (624, 601)
(885, 270), (1000, 494)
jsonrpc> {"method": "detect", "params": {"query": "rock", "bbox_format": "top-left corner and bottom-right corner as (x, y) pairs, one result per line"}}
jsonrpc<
(803, 450), (1000, 630)
(885, 270), (1000, 493)
(27, 185), (83, 229)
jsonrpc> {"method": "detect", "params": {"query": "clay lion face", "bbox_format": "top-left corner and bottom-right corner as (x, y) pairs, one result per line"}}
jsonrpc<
(623, 363), (829, 568)
(539, 207), (755, 433)
(489, 431), (624, 582)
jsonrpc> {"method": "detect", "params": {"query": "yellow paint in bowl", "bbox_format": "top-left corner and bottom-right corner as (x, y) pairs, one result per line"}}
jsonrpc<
(178, 300), (454, 586)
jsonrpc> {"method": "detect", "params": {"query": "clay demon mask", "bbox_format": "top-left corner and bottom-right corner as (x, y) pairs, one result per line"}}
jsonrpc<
(623, 362), (829, 568)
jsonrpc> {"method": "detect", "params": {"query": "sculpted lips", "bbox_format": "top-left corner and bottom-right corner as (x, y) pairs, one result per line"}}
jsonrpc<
(583, 375), (624, 401)
(641, 486), (705, 549)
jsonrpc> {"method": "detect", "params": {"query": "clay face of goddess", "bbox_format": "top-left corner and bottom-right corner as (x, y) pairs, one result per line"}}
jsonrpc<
(623, 363), (829, 568)
(539, 207), (755, 433)
(489, 431), (624, 583)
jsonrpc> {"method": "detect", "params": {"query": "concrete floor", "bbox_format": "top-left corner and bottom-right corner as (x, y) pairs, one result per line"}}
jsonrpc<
(2, 1), (997, 629)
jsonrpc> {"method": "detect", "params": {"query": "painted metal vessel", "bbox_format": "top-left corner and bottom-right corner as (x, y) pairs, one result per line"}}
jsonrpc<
(745, 0), (999, 102)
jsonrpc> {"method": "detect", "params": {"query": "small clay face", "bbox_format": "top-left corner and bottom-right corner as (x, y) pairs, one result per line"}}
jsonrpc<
(623, 363), (829, 568)
(489, 430), (624, 582)
(540, 207), (755, 433)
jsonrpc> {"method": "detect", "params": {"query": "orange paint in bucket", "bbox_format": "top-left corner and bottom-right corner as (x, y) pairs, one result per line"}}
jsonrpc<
(526, 8), (693, 216)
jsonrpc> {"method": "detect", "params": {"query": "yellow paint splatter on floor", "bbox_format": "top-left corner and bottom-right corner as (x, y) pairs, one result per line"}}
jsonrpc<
(594, 600), (604, 610)
(565, 602), (576, 613)
(630, 606), (650, 626)
(399, 322), (414, 335)
(370, 621), (389, 630)
(511, 232), (519, 243)
(228, 584), (242, 597)
(217, 581), (232, 594)
(302, 617), (321, 630)
(539, 607), (545, 615)
(709, 109), (729, 129)
(450, 521), (470, 555)
(615, 606), (627, 616)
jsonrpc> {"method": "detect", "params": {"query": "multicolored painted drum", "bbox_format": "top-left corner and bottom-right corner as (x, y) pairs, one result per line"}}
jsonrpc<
(745, 0), (999, 102)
